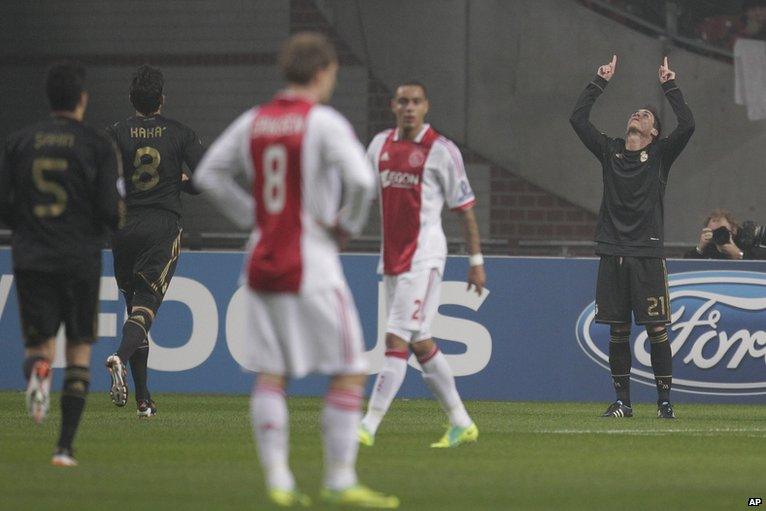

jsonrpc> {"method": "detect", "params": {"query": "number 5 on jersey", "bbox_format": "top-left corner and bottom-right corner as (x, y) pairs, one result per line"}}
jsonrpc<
(31, 157), (68, 218)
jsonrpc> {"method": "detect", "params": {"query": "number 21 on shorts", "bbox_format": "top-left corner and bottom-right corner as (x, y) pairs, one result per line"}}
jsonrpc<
(646, 296), (666, 317)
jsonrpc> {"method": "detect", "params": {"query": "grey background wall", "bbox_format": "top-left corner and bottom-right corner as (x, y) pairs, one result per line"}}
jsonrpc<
(0, 0), (370, 234)
(2, 0), (764, 247)
(325, 0), (766, 243)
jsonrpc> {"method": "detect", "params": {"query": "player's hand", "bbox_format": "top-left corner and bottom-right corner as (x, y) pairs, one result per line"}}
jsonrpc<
(467, 265), (485, 296)
(698, 227), (713, 251)
(659, 56), (676, 83)
(181, 173), (190, 182)
(597, 55), (617, 81)
(331, 224), (350, 250)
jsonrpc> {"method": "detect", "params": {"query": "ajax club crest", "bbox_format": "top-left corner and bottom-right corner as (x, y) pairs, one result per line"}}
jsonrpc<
(408, 150), (426, 167)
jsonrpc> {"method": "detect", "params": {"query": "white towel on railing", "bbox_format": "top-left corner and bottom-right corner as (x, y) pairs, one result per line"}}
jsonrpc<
(734, 38), (766, 121)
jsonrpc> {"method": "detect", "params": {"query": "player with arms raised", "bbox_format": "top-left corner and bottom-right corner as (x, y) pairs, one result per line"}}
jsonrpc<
(570, 56), (694, 419)
(105, 65), (204, 417)
(194, 33), (399, 509)
(359, 81), (485, 448)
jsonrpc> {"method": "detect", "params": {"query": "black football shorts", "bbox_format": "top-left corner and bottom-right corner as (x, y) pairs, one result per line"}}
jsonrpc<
(112, 208), (182, 312)
(595, 255), (670, 325)
(15, 269), (100, 346)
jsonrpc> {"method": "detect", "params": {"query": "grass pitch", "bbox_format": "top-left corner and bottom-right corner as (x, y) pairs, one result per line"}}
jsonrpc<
(1, 392), (764, 510)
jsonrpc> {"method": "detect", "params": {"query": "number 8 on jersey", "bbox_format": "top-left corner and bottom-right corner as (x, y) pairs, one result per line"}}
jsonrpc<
(262, 144), (287, 214)
(247, 100), (312, 292)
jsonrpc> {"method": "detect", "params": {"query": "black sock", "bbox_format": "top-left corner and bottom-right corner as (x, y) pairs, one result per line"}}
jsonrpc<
(130, 347), (150, 402)
(57, 366), (90, 452)
(609, 329), (631, 406)
(649, 328), (672, 403)
(22, 355), (47, 380)
(116, 309), (153, 362)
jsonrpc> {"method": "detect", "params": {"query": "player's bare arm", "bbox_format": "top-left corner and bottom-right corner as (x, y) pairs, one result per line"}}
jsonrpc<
(459, 207), (485, 295)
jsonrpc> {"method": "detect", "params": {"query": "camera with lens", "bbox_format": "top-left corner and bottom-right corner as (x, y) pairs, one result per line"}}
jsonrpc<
(738, 221), (766, 249)
(711, 225), (731, 245)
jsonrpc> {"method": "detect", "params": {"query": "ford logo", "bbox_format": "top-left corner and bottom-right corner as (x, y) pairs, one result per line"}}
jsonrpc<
(576, 270), (766, 396)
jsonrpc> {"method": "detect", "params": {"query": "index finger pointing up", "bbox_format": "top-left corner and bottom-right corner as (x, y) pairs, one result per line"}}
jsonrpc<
(611, 54), (617, 68)
(663, 56), (668, 68)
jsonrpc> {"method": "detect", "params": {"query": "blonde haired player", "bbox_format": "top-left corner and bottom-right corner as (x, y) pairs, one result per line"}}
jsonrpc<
(359, 81), (486, 448)
(194, 33), (398, 509)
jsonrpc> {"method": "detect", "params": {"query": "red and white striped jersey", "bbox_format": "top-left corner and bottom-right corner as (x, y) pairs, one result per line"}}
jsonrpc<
(194, 93), (375, 294)
(367, 124), (475, 275)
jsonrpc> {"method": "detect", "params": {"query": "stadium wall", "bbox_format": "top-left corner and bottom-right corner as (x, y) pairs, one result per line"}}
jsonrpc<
(2, 0), (765, 248)
(1, 248), (765, 405)
(0, 0), (605, 251)
(323, 0), (766, 244)
(0, 0), (370, 236)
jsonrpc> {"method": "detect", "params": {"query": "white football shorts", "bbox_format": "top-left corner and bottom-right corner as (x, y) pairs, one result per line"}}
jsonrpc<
(384, 266), (442, 343)
(243, 284), (368, 378)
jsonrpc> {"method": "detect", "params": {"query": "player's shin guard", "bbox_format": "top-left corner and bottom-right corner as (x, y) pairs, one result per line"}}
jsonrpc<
(609, 328), (632, 406)
(129, 346), (150, 402)
(648, 328), (672, 402)
(361, 350), (408, 435)
(116, 308), (153, 363)
(322, 386), (363, 491)
(57, 366), (90, 451)
(250, 380), (294, 491)
(419, 347), (472, 428)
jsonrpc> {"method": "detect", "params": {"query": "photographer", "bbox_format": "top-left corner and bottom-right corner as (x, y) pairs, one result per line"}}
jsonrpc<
(684, 209), (763, 260)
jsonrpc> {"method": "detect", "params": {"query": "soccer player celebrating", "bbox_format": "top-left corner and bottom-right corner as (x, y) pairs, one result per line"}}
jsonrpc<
(569, 56), (694, 419)
(359, 82), (485, 447)
(193, 33), (399, 509)
(105, 65), (204, 417)
(0, 61), (124, 465)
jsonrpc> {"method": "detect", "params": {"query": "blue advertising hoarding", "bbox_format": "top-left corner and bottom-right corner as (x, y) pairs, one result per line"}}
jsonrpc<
(0, 248), (765, 404)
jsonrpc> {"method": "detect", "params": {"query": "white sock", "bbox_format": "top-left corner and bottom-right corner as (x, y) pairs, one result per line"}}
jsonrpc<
(419, 348), (472, 428)
(322, 386), (363, 490)
(361, 350), (408, 435)
(250, 380), (294, 491)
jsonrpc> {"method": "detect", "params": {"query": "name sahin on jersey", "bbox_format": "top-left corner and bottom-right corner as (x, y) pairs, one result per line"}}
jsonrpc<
(34, 132), (75, 149)
(252, 114), (305, 137)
